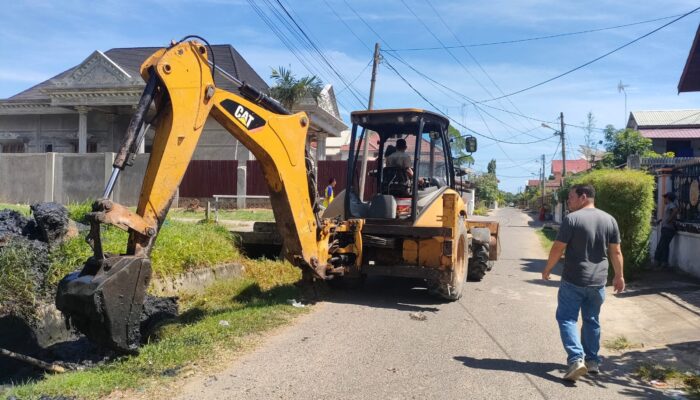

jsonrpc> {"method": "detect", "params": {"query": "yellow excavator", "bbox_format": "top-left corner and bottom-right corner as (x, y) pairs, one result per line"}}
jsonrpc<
(55, 38), (498, 354)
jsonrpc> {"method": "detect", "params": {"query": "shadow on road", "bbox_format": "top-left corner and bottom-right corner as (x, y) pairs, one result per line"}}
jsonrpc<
(454, 343), (692, 399)
(323, 276), (448, 313)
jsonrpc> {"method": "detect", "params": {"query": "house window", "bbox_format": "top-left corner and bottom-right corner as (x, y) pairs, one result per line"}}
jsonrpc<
(45, 144), (53, 152)
(666, 140), (693, 157)
(1, 142), (25, 153)
(87, 142), (97, 153)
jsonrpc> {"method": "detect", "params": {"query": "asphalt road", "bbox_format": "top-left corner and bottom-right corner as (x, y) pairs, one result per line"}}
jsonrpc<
(173, 207), (672, 399)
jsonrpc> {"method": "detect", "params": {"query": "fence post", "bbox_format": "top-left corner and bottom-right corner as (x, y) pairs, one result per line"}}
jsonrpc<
(236, 146), (248, 209)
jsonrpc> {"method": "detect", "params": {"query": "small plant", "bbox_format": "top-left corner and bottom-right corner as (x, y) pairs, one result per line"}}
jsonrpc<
(604, 335), (637, 351)
(636, 363), (700, 395)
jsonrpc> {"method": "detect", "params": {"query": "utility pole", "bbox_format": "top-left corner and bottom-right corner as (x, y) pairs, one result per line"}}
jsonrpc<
(358, 43), (380, 200)
(560, 112), (566, 184)
(541, 154), (545, 209)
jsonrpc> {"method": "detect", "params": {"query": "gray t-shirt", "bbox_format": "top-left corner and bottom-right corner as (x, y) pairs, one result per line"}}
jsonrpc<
(661, 201), (678, 230)
(556, 207), (621, 287)
(386, 151), (412, 168)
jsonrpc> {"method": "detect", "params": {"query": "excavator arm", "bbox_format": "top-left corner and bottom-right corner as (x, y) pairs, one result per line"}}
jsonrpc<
(56, 40), (333, 353)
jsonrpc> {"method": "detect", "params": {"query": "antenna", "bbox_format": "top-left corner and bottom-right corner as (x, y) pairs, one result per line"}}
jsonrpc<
(617, 80), (630, 127)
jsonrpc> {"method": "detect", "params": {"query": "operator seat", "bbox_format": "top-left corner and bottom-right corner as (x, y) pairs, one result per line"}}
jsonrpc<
(381, 166), (411, 197)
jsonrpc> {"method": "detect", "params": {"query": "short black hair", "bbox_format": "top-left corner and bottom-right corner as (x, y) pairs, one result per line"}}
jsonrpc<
(329, 178), (336, 184)
(570, 184), (595, 199)
(396, 139), (407, 151)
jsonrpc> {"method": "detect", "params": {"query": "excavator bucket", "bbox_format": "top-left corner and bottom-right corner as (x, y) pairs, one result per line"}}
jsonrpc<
(55, 255), (152, 354)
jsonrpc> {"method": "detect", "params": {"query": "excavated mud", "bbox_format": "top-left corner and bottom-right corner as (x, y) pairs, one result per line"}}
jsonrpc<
(0, 203), (180, 383)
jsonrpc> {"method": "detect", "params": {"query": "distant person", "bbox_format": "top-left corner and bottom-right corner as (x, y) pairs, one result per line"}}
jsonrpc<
(654, 192), (679, 268)
(541, 184), (624, 382)
(323, 178), (336, 208)
(385, 139), (413, 178)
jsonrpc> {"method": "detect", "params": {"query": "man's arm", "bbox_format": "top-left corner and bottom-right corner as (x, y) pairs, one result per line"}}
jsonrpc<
(608, 243), (625, 293)
(542, 241), (566, 280)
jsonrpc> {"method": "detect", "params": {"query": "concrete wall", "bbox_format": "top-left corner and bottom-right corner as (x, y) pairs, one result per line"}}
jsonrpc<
(0, 153), (50, 203)
(55, 153), (107, 203)
(0, 152), (148, 206)
(650, 227), (700, 278)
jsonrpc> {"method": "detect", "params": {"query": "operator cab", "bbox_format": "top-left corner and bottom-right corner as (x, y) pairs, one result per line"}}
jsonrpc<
(342, 108), (469, 222)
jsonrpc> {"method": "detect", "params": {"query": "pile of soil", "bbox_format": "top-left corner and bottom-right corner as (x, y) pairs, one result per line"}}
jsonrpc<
(0, 203), (179, 384)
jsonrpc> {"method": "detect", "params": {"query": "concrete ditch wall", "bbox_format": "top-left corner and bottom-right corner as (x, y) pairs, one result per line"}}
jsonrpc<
(0, 152), (149, 206)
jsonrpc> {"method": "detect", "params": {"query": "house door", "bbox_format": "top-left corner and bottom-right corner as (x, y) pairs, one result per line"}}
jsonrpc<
(666, 140), (693, 157)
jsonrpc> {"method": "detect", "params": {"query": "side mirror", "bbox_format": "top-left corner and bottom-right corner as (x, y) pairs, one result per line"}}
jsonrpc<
(465, 136), (477, 153)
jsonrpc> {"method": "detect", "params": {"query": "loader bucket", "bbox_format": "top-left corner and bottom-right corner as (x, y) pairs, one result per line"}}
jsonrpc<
(55, 255), (152, 354)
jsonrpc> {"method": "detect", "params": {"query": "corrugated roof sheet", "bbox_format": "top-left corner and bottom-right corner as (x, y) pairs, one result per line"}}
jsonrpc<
(6, 44), (267, 101)
(639, 128), (700, 138)
(629, 110), (700, 127)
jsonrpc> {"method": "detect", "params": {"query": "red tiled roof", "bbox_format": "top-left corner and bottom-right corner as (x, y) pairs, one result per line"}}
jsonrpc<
(551, 159), (591, 174)
(639, 128), (700, 139)
(527, 179), (540, 187)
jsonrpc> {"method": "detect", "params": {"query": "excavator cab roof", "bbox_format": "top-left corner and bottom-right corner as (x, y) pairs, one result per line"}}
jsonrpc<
(350, 108), (449, 136)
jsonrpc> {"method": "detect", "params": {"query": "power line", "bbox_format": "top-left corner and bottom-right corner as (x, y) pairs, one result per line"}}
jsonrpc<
(423, 0), (538, 133)
(381, 51), (558, 126)
(478, 6), (700, 103)
(384, 13), (686, 51)
(382, 57), (556, 145)
(272, 0), (368, 107)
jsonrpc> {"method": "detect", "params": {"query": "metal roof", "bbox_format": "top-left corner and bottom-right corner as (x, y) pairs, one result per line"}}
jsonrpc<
(4, 44), (268, 102)
(628, 110), (700, 128)
(639, 128), (700, 139)
(679, 24), (700, 92)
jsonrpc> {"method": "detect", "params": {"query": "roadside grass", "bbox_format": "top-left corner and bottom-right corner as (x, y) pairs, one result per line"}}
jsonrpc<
(0, 202), (30, 216)
(3, 259), (306, 400)
(169, 208), (274, 222)
(636, 363), (700, 397)
(603, 335), (638, 351)
(47, 220), (242, 284)
(535, 227), (557, 251)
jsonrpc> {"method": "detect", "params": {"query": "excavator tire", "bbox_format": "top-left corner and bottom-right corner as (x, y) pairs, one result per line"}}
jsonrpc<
(430, 220), (468, 301)
(468, 242), (490, 282)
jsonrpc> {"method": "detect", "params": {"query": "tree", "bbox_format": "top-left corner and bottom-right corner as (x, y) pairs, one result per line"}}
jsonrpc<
(600, 125), (658, 167)
(269, 66), (324, 110)
(473, 172), (499, 205)
(487, 159), (497, 175)
(448, 125), (474, 167)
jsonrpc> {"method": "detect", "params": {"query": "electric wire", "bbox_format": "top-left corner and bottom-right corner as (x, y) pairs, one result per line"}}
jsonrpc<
(384, 13), (687, 51)
(478, 6), (700, 103)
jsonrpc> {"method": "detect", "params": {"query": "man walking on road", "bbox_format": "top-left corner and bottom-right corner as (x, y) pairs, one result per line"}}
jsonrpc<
(542, 184), (625, 382)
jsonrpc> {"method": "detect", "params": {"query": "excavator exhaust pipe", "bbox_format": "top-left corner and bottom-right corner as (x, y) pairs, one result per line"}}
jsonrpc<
(56, 256), (152, 354)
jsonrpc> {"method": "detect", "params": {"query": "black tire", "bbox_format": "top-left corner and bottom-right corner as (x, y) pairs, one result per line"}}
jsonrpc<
(431, 221), (468, 301)
(468, 242), (490, 282)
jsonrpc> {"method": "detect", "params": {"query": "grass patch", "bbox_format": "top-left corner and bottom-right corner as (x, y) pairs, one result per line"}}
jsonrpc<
(0, 239), (46, 319)
(169, 208), (274, 222)
(48, 220), (242, 281)
(2, 259), (306, 400)
(0, 202), (30, 216)
(636, 363), (700, 396)
(535, 228), (557, 251)
(603, 335), (638, 351)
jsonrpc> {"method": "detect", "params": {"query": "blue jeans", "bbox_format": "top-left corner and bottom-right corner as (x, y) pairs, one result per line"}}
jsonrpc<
(556, 280), (605, 365)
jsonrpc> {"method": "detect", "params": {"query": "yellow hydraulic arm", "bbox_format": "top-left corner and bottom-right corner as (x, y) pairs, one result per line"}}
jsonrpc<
(56, 39), (334, 353)
(120, 40), (332, 277)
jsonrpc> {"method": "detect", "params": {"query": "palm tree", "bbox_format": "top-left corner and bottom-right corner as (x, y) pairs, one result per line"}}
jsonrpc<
(269, 66), (324, 110)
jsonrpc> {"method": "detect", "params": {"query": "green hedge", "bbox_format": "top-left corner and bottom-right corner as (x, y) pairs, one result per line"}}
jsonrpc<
(559, 169), (654, 277)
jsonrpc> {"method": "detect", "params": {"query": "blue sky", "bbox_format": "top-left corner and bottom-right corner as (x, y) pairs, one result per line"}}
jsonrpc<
(2, 0), (700, 192)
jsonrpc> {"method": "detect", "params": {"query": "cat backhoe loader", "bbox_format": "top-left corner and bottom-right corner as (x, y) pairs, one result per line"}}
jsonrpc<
(55, 38), (498, 354)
